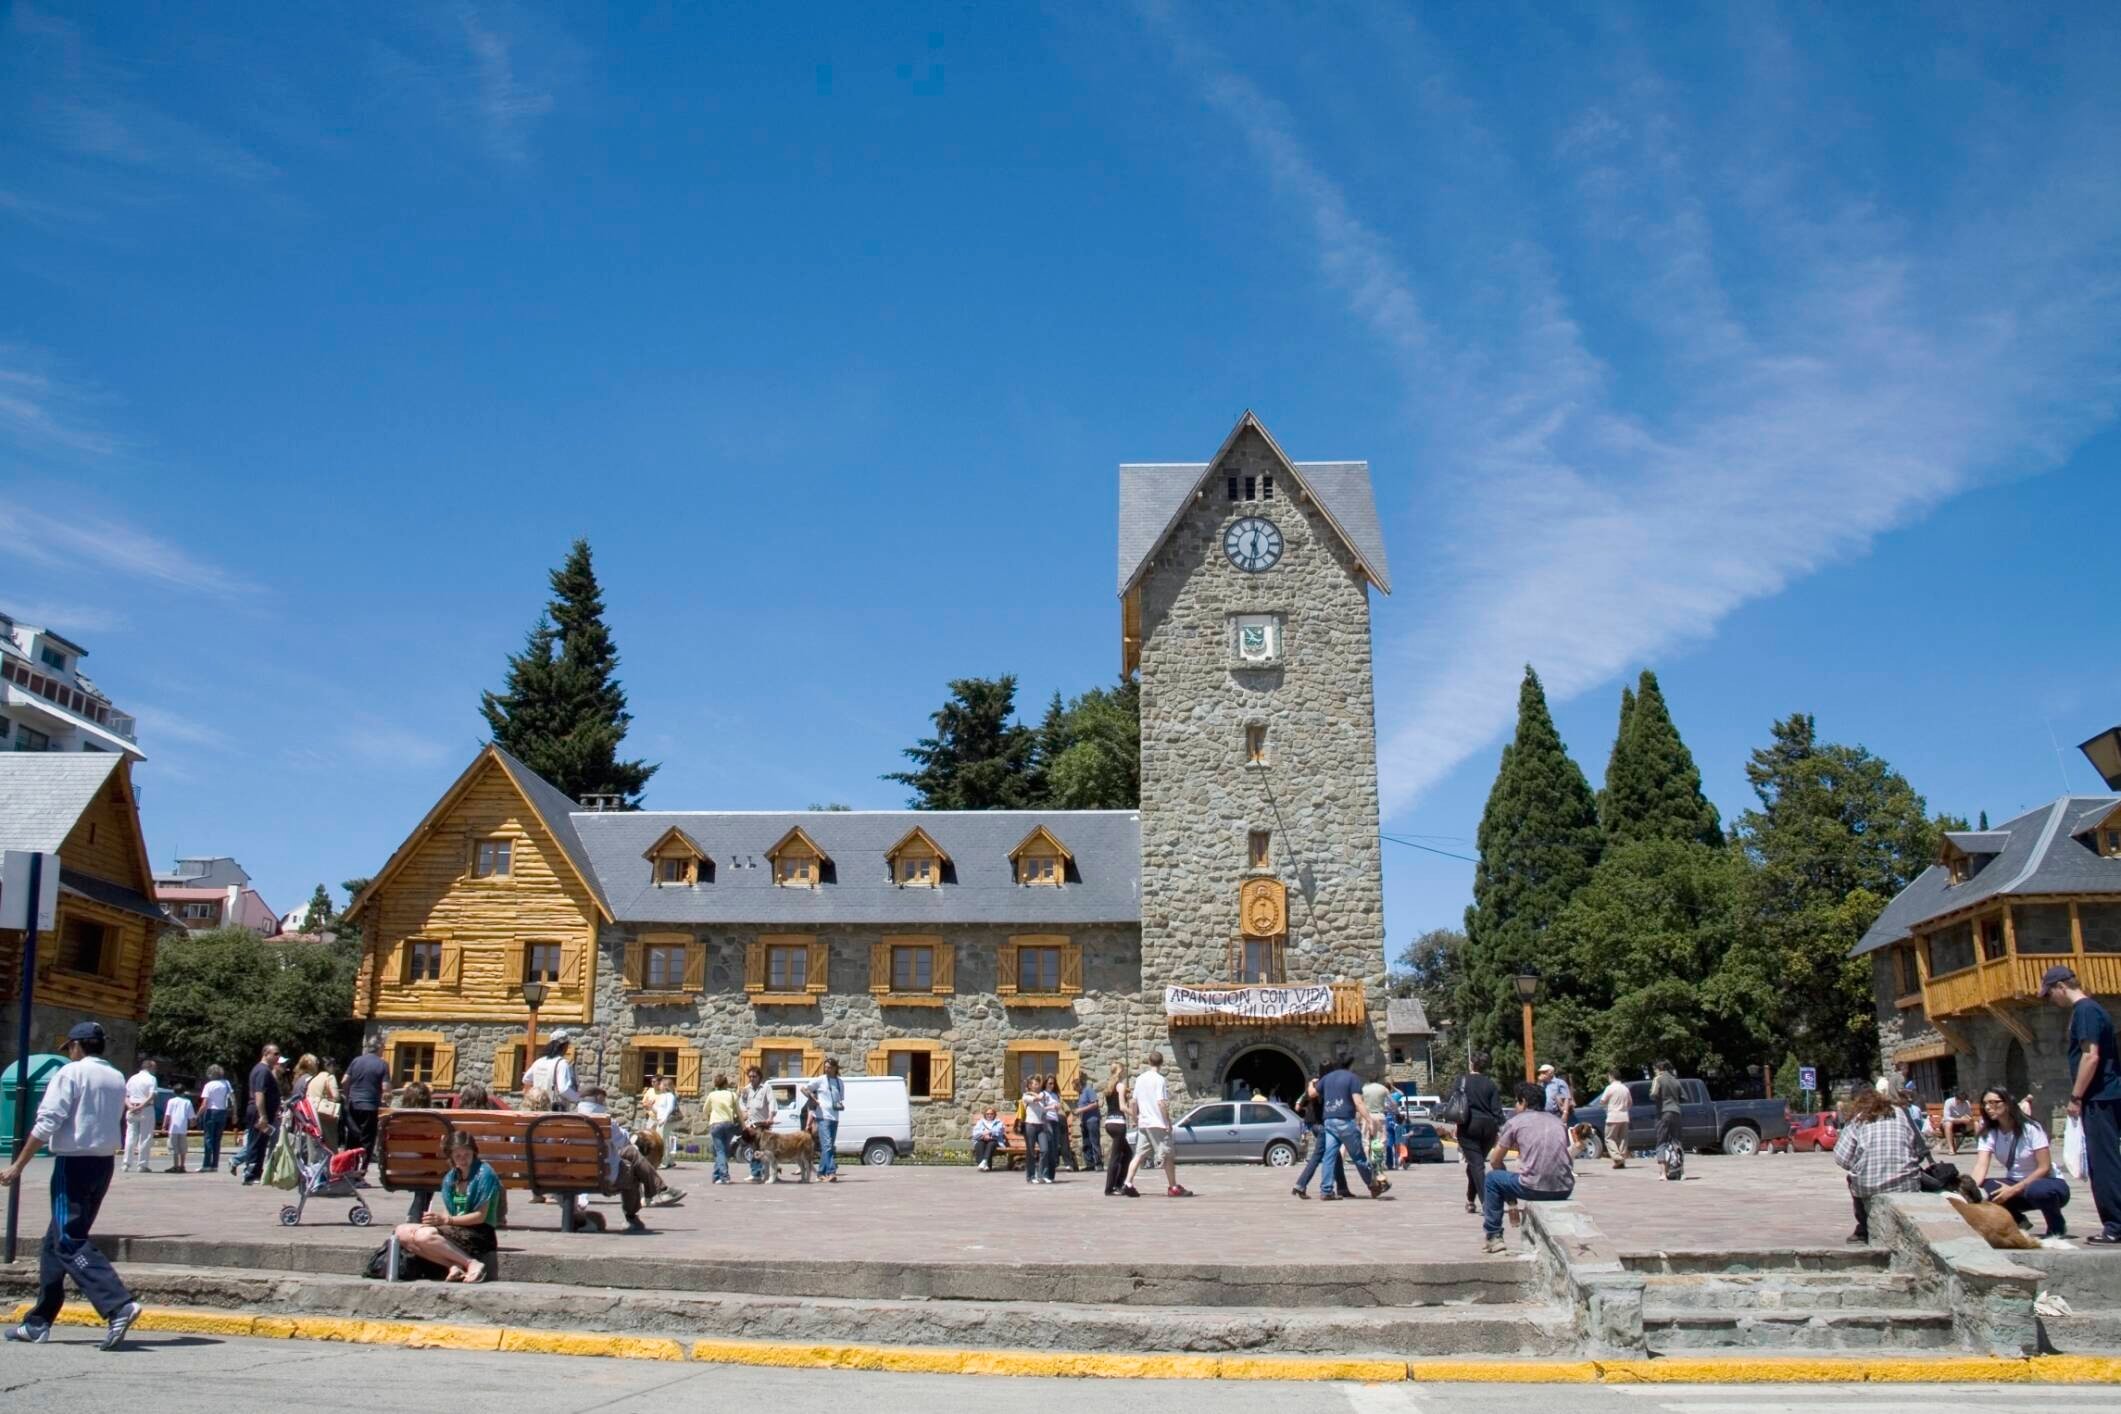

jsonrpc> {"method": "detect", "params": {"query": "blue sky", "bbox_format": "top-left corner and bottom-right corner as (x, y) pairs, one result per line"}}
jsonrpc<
(4, 3), (2118, 950)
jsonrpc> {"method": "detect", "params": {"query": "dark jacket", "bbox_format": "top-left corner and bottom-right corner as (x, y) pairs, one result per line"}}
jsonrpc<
(1459, 1072), (1504, 1144)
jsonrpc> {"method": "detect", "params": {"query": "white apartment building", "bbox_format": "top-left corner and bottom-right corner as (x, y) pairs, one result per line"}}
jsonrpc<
(154, 856), (280, 934)
(0, 612), (144, 760)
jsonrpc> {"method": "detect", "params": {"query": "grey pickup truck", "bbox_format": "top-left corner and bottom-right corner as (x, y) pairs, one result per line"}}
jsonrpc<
(1571, 1077), (1790, 1157)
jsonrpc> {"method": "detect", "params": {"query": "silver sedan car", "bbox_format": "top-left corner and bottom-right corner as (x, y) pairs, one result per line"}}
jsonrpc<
(1168, 1100), (1308, 1166)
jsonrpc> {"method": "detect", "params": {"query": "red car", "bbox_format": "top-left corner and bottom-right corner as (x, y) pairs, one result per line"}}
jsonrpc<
(1788, 1110), (1840, 1153)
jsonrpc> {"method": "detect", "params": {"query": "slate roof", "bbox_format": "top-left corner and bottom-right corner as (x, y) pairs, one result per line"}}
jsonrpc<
(1385, 998), (1433, 1035)
(1853, 794), (2121, 956)
(574, 809), (1142, 927)
(1942, 831), (2010, 855)
(1116, 413), (1392, 596)
(0, 753), (124, 854)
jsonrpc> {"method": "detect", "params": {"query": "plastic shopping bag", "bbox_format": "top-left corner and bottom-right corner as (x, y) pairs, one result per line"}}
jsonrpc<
(262, 1125), (299, 1190)
(2062, 1116), (2087, 1181)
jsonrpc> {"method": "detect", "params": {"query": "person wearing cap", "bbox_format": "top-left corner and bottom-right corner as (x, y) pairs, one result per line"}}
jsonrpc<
(1, 1022), (143, 1349)
(2042, 965), (2121, 1243)
(1539, 1064), (1573, 1124)
(522, 1033), (580, 1111)
(574, 1086), (680, 1232)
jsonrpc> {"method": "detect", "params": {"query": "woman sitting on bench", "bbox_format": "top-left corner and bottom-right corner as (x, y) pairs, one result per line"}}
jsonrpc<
(395, 1130), (501, 1283)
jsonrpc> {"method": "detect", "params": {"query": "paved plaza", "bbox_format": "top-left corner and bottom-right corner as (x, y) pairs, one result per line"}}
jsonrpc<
(47, 1144), (1862, 1269)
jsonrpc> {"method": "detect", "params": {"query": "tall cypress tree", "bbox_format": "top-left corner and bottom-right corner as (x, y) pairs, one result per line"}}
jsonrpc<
(480, 539), (657, 805)
(1601, 670), (1723, 847)
(1596, 685), (1636, 827)
(1457, 666), (1604, 1075)
(886, 676), (1042, 809)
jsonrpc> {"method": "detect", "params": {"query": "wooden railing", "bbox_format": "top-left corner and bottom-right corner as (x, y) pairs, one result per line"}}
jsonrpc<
(1165, 980), (1368, 1028)
(1925, 950), (2121, 1019)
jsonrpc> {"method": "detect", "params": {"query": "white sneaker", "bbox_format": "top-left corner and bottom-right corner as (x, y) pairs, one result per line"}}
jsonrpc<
(976, 1161), (989, 1171)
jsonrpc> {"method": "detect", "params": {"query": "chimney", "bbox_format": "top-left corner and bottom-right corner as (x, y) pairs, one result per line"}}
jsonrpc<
(2081, 726), (2121, 791)
(579, 793), (625, 812)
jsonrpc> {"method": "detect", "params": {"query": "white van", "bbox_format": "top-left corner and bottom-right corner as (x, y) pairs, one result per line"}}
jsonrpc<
(762, 1074), (914, 1166)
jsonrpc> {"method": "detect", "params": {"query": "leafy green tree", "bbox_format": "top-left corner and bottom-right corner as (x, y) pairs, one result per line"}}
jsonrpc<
(1601, 671), (1723, 848)
(887, 676), (1043, 809)
(1773, 1052), (1807, 1110)
(142, 928), (363, 1079)
(1390, 927), (1465, 1016)
(1037, 678), (1140, 809)
(1457, 667), (1604, 1078)
(480, 539), (657, 806)
(292, 883), (333, 933)
(1721, 713), (1945, 1087)
(1551, 839), (1751, 1081)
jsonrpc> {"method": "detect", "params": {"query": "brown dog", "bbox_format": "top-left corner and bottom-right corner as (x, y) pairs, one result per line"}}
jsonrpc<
(753, 1129), (818, 1184)
(634, 1131), (666, 1169)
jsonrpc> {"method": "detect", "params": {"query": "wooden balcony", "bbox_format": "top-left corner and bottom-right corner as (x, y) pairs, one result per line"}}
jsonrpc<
(1925, 951), (2121, 1019)
(1165, 980), (1368, 1028)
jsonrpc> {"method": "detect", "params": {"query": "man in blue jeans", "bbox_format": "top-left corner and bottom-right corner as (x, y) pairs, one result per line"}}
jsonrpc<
(1313, 1054), (1391, 1201)
(1484, 1081), (1577, 1252)
(802, 1058), (846, 1183)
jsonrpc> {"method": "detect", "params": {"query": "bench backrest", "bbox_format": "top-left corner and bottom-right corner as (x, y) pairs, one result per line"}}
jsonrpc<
(377, 1108), (614, 1195)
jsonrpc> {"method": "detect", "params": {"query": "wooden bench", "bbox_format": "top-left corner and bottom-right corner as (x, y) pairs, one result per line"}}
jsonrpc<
(377, 1108), (618, 1234)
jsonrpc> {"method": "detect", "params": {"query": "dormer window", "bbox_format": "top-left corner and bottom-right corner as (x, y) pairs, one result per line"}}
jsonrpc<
(766, 827), (830, 889)
(1947, 855), (1970, 886)
(643, 827), (712, 887)
(2104, 829), (2121, 858)
(1009, 825), (1072, 887)
(885, 826), (950, 889)
(38, 645), (67, 672)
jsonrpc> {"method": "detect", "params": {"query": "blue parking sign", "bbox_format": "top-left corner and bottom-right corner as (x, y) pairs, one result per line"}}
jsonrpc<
(1798, 1066), (1818, 1092)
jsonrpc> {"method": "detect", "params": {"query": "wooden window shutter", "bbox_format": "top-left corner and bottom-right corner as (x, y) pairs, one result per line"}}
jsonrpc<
(431, 1040), (458, 1090)
(931, 1050), (955, 1100)
(493, 1043), (520, 1092)
(1005, 1049), (1022, 1098)
(1225, 936), (1244, 981)
(619, 1046), (644, 1094)
(677, 1047), (703, 1096)
(806, 940), (829, 993)
(932, 942), (955, 994)
(802, 1043), (825, 1075)
(1059, 944), (1082, 996)
(1060, 1045), (1082, 1090)
(738, 1044), (762, 1078)
(624, 940), (646, 990)
(867, 1047), (889, 1077)
(743, 941), (765, 993)
(996, 942), (1019, 995)
(438, 943), (463, 988)
(870, 940), (891, 994)
(683, 941), (706, 991)
(389, 940), (409, 985)
(561, 940), (584, 990)
(510, 939), (528, 988)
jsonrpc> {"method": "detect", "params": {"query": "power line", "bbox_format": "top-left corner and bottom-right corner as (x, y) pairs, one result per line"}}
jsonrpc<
(1380, 832), (1481, 864)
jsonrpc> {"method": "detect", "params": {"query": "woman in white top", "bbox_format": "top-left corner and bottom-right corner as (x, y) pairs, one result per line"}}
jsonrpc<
(1971, 1086), (2071, 1238)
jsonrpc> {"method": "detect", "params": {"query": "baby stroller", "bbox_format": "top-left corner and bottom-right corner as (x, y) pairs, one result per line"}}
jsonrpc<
(277, 1097), (374, 1228)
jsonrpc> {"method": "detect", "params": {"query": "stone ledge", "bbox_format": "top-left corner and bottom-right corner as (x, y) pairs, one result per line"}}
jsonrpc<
(1874, 1192), (2042, 1356)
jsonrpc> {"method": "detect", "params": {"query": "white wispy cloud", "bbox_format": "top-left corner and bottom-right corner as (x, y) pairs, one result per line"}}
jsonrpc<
(457, 7), (555, 167)
(0, 598), (127, 635)
(1144, 5), (2121, 813)
(0, 353), (122, 459)
(128, 704), (230, 751)
(0, 504), (262, 599)
(370, 5), (567, 169)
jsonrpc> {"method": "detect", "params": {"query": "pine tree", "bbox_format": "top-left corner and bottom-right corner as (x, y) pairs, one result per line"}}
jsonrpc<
(886, 677), (1042, 809)
(1978, 810), (1989, 830)
(298, 883), (333, 933)
(1596, 685), (1636, 826)
(1457, 667), (1604, 1077)
(1601, 670), (1723, 847)
(480, 539), (657, 805)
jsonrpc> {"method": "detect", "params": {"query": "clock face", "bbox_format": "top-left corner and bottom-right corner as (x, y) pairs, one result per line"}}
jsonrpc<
(1223, 516), (1284, 573)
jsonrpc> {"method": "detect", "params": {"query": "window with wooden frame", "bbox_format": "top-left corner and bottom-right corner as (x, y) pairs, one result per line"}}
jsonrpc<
(745, 935), (828, 1002)
(737, 1039), (823, 1081)
(622, 933), (704, 997)
(2102, 827), (2121, 858)
(385, 1031), (455, 1089)
(1233, 937), (1285, 984)
(657, 857), (691, 884)
(766, 827), (829, 889)
(620, 1036), (703, 1095)
(885, 825), (950, 888)
(1003, 1041), (1080, 1098)
(492, 1041), (528, 1093)
(1245, 722), (1269, 766)
(1248, 830), (1272, 870)
(57, 916), (113, 977)
(867, 1040), (954, 1101)
(998, 935), (1082, 1003)
(869, 936), (953, 1004)
(472, 838), (513, 879)
(405, 939), (445, 983)
(1009, 825), (1072, 887)
(1977, 917), (2006, 962)
(523, 941), (564, 984)
(1894, 945), (1922, 1001)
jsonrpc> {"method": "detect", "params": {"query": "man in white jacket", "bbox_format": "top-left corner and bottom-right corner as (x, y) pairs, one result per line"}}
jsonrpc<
(1, 1022), (143, 1349)
(122, 1058), (157, 1173)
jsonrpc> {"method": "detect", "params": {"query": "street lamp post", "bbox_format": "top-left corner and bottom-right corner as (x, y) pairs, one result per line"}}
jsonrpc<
(1513, 968), (1542, 1083)
(520, 979), (548, 1094)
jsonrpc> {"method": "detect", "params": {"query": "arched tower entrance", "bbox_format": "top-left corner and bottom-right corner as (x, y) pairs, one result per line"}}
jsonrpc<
(1222, 1045), (1307, 1105)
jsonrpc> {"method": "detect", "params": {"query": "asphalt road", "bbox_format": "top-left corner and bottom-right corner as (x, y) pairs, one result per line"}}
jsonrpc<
(0, 1335), (2106, 1414)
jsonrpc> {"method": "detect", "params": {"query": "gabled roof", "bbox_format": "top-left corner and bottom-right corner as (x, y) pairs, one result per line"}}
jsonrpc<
(1007, 824), (1073, 863)
(765, 825), (829, 863)
(1941, 831), (2010, 858)
(885, 825), (950, 862)
(1116, 411), (1392, 596)
(1385, 998), (1434, 1036)
(347, 745), (613, 924)
(641, 826), (710, 861)
(1853, 793), (2121, 956)
(0, 753), (124, 854)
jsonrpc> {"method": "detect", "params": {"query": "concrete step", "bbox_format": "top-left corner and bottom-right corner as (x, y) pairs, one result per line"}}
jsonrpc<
(0, 1262), (1575, 1357)
(90, 1234), (1539, 1310)
(1622, 1246), (1891, 1276)
(1640, 1270), (1927, 1311)
(2040, 1311), (2121, 1354)
(1643, 1304), (1955, 1352)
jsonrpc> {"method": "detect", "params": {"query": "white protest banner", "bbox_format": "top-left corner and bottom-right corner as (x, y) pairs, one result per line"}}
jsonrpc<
(1163, 984), (1334, 1021)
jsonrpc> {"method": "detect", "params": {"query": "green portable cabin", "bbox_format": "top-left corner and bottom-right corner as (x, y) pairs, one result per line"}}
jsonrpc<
(1, 1053), (66, 1160)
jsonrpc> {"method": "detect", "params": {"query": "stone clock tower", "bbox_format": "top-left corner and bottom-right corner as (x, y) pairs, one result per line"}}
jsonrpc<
(1118, 412), (1392, 1106)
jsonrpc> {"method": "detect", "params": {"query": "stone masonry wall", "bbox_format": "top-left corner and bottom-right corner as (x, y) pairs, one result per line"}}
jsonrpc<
(1136, 426), (1389, 1105)
(369, 923), (1149, 1149)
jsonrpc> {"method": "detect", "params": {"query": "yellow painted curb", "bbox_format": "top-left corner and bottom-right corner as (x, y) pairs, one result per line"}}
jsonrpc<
(1219, 1356), (1407, 1383)
(1410, 1359), (1599, 1383)
(1596, 1355), (2028, 1384)
(500, 1329), (685, 1362)
(2032, 1355), (2121, 1383)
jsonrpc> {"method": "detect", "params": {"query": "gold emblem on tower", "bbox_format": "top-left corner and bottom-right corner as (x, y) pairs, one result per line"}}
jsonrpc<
(1240, 877), (1287, 938)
